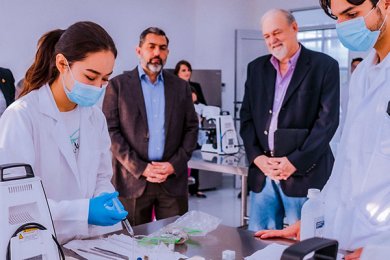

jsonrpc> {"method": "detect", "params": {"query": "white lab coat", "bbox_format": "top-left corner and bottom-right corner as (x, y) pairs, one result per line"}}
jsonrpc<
(320, 50), (390, 252)
(0, 85), (120, 244)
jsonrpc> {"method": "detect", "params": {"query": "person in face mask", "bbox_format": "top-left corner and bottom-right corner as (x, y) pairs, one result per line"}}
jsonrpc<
(335, 0), (388, 52)
(0, 21), (128, 244)
(254, 0), (390, 259)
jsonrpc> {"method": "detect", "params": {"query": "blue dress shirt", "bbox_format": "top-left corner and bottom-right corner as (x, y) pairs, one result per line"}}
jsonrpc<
(137, 65), (166, 161)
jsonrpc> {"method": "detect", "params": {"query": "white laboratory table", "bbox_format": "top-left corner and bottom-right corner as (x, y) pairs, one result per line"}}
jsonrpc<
(188, 149), (249, 226)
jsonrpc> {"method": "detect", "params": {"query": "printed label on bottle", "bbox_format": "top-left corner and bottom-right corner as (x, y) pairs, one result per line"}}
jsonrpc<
(314, 216), (325, 237)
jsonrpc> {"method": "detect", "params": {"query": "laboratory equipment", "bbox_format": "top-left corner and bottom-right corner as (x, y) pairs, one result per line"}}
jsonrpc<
(200, 106), (239, 155)
(0, 163), (62, 259)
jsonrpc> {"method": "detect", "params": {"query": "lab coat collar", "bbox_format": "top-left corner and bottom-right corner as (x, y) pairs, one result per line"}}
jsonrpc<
(370, 50), (390, 86)
(38, 84), (95, 119)
(358, 49), (390, 95)
(38, 85), (95, 190)
(38, 84), (60, 120)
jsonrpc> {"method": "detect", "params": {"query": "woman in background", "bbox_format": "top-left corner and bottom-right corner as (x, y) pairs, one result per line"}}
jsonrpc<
(174, 60), (207, 105)
(175, 60), (207, 198)
(0, 21), (127, 243)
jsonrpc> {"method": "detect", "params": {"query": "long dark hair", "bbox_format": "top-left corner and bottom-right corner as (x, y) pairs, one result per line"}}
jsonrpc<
(174, 60), (192, 76)
(20, 21), (117, 97)
(319, 0), (379, 19)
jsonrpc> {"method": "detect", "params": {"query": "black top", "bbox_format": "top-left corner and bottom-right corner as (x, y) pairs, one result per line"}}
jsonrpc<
(0, 67), (16, 107)
(189, 81), (207, 105)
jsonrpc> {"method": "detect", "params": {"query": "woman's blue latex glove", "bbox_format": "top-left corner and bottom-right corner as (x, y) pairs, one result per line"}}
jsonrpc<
(88, 192), (128, 226)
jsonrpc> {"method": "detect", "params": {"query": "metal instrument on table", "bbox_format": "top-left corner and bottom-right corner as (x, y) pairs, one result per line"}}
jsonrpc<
(112, 198), (134, 237)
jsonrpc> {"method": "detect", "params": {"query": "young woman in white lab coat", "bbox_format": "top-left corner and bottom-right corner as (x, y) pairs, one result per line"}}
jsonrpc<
(0, 21), (127, 244)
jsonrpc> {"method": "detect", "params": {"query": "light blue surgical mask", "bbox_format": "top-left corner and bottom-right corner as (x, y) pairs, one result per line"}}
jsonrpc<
(336, 2), (387, 52)
(62, 61), (106, 107)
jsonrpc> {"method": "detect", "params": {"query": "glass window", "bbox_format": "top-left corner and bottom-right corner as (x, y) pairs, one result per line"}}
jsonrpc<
(298, 28), (349, 83)
(323, 38), (349, 68)
(293, 8), (350, 82)
(292, 8), (335, 27)
(323, 29), (338, 37)
(298, 30), (323, 40)
(300, 39), (323, 52)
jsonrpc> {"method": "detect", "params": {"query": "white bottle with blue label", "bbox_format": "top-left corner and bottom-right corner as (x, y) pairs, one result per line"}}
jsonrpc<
(300, 188), (325, 241)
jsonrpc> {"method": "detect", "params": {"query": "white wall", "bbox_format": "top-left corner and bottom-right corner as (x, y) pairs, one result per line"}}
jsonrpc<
(0, 0), (319, 114)
(1, 0), (197, 81)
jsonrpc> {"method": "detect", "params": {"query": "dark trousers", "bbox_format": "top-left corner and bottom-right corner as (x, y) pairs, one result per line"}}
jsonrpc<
(188, 168), (200, 195)
(119, 182), (188, 226)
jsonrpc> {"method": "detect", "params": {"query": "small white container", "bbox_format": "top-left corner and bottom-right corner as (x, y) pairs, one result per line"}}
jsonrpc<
(300, 188), (325, 241)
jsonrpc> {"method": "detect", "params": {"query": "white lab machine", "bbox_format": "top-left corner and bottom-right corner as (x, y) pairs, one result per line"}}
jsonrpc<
(0, 163), (62, 260)
(200, 106), (239, 155)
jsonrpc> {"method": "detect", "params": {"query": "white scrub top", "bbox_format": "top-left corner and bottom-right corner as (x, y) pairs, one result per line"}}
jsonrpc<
(321, 50), (390, 250)
(0, 85), (119, 243)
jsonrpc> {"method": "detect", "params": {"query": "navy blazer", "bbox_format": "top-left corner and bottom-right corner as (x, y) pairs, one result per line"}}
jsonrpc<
(0, 67), (16, 107)
(240, 46), (340, 197)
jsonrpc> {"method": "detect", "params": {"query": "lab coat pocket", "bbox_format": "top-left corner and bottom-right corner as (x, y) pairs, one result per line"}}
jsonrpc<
(346, 199), (390, 249)
(356, 188), (390, 227)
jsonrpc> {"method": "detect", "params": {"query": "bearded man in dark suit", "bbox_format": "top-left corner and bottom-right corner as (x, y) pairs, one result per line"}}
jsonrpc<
(103, 27), (198, 225)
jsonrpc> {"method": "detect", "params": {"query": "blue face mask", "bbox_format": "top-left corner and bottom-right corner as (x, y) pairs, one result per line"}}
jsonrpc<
(336, 3), (387, 52)
(62, 62), (106, 107)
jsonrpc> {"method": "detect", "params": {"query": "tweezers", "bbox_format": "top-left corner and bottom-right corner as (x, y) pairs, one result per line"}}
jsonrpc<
(92, 247), (129, 260)
(77, 248), (118, 259)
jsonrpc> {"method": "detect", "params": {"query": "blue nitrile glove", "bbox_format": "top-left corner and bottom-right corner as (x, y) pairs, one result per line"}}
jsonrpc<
(100, 194), (126, 212)
(88, 192), (128, 226)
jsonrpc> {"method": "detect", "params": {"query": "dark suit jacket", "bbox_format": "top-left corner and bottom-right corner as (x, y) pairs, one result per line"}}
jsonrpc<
(0, 67), (16, 107)
(240, 46), (340, 197)
(103, 68), (198, 199)
(189, 81), (207, 105)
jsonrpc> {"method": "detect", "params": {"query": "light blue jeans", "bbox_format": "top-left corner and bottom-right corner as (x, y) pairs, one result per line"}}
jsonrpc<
(248, 177), (307, 231)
